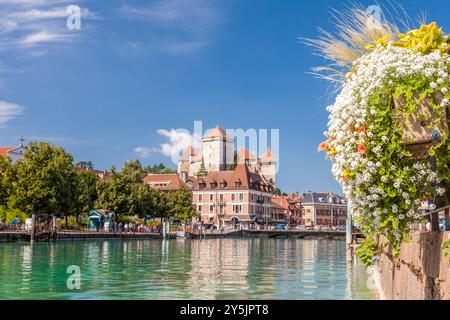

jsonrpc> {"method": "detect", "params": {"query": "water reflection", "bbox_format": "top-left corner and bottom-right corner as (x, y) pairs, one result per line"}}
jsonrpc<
(0, 239), (376, 300)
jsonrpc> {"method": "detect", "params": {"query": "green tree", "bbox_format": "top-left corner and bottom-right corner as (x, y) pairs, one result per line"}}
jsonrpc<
(166, 188), (198, 222)
(134, 184), (165, 218)
(95, 160), (148, 217)
(227, 151), (238, 171)
(75, 170), (99, 222)
(76, 160), (94, 170)
(196, 158), (208, 179)
(9, 142), (78, 224)
(0, 206), (28, 224)
(144, 163), (176, 174)
(0, 156), (13, 207)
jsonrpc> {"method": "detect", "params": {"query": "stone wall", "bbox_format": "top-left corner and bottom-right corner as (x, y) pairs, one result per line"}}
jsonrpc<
(374, 231), (450, 300)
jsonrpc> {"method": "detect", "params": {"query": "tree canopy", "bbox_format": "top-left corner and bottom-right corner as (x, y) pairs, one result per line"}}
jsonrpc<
(9, 142), (78, 218)
(1, 143), (200, 225)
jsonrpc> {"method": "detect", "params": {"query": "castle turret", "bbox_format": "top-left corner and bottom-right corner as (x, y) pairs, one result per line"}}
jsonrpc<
(260, 148), (277, 184)
(202, 125), (233, 172)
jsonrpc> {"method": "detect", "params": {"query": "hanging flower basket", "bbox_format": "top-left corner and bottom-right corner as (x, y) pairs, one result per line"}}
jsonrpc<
(305, 5), (450, 264)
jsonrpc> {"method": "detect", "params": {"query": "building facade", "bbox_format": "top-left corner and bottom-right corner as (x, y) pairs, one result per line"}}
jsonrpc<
(191, 164), (274, 230)
(301, 192), (347, 227)
(0, 138), (27, 164)
(271, 193), (302, 225)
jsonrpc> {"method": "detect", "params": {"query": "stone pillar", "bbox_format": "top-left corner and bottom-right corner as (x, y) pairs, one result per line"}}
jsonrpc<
(346, 201), (353, 262)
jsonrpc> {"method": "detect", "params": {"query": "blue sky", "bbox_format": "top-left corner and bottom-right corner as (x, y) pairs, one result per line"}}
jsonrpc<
(1, 0), (450, 194)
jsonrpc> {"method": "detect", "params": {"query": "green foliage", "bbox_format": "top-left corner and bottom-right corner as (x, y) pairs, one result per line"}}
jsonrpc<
(0, 205), (28, 223)
(0, 156), (13, 207)
(166, 188), (198, 222)
(95, 161), (146, 215)
(76, 170), (99, 215)
(8, 142), (79, 218)
(443, 239), (450, 258)
(56, 216), (78, 227)
(227, 151), (238, 171)
(356, 238), (380, 266)
(196, 158), (208, 179)
(76, 160), (94, 170)
(144, 163), (176, 174)
(95, 160), (171, 219)
(117, 215), (132, 224)
(354, 74), (450, 264)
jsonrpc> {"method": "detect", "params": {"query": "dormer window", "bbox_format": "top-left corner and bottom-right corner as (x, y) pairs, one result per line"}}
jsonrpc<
(236, 181), (241, 188)
(199, 182), (206, 189)
(318, 197), (325, 202)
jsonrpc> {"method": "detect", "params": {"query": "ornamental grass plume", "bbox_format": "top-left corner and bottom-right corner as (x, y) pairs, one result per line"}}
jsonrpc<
(301, 2), (406, 83)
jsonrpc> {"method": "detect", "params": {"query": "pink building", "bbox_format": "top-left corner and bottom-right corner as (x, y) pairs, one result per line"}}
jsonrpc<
(191, 164), (274, 230)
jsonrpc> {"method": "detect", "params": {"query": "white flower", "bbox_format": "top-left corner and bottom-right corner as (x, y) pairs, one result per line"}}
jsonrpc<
(430, 82), (438, 89)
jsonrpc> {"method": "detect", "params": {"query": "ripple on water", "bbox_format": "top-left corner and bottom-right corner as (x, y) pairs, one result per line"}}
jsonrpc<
(0, 238), (377, 300)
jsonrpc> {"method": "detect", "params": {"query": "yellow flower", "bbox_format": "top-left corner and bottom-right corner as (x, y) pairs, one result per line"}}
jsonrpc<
(326, 147), (337, 155)
(343, 169), (350, 177)
(365, 35), (390, 51)
(395, 22), (445, 54)
(366, 22), (448, 55)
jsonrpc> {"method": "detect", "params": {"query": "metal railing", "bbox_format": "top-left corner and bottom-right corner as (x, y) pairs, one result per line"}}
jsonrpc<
(419, 205), (450, 232)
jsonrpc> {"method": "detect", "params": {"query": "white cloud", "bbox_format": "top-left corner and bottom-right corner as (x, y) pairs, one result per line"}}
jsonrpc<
(20, 30), (69, 45)
(154, 128), (201, 164)
(0, 101), (24, 126)
(118, 0), (222, 54)
(0, 2), (96, 52)
(134, 146), (152, 158)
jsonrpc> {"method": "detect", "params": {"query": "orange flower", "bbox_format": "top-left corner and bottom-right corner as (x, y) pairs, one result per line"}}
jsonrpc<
(358, 125), (366, 134)
(357, 144), (367, 155)
(317, 141), (328, 152)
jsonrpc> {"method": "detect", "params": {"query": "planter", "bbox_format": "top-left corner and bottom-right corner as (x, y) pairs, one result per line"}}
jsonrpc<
(394, 92), (449, 160)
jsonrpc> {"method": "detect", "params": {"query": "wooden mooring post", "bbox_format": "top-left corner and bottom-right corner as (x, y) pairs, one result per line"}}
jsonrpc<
(30, 213), (36, 243)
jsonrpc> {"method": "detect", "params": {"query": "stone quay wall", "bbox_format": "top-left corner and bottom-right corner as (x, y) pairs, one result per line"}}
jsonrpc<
(374, 231), (450, 300)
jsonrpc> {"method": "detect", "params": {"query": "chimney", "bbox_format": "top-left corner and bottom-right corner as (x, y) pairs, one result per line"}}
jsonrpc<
(180, 171), (188, 183)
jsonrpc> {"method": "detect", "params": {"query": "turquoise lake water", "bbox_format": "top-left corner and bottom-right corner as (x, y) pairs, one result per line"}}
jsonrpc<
(0, 238), (376, 300)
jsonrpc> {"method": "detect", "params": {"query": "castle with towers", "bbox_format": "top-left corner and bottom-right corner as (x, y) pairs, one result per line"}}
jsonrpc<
(177, 125), (277, 185)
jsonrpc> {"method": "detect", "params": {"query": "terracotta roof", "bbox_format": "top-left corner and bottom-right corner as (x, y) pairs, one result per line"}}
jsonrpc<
(261, 148), (276, 162)
(237, 147), (257, 163)
(0, 147), (15, 157)
(144, 174), (190, 191)
(272, 196), (290, 210)
(193, 164), (273, 192)
(204, 125), (231, 139)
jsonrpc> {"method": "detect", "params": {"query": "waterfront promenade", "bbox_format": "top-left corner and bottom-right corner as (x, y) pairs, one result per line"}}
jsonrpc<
(0, 229), (359, 242)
